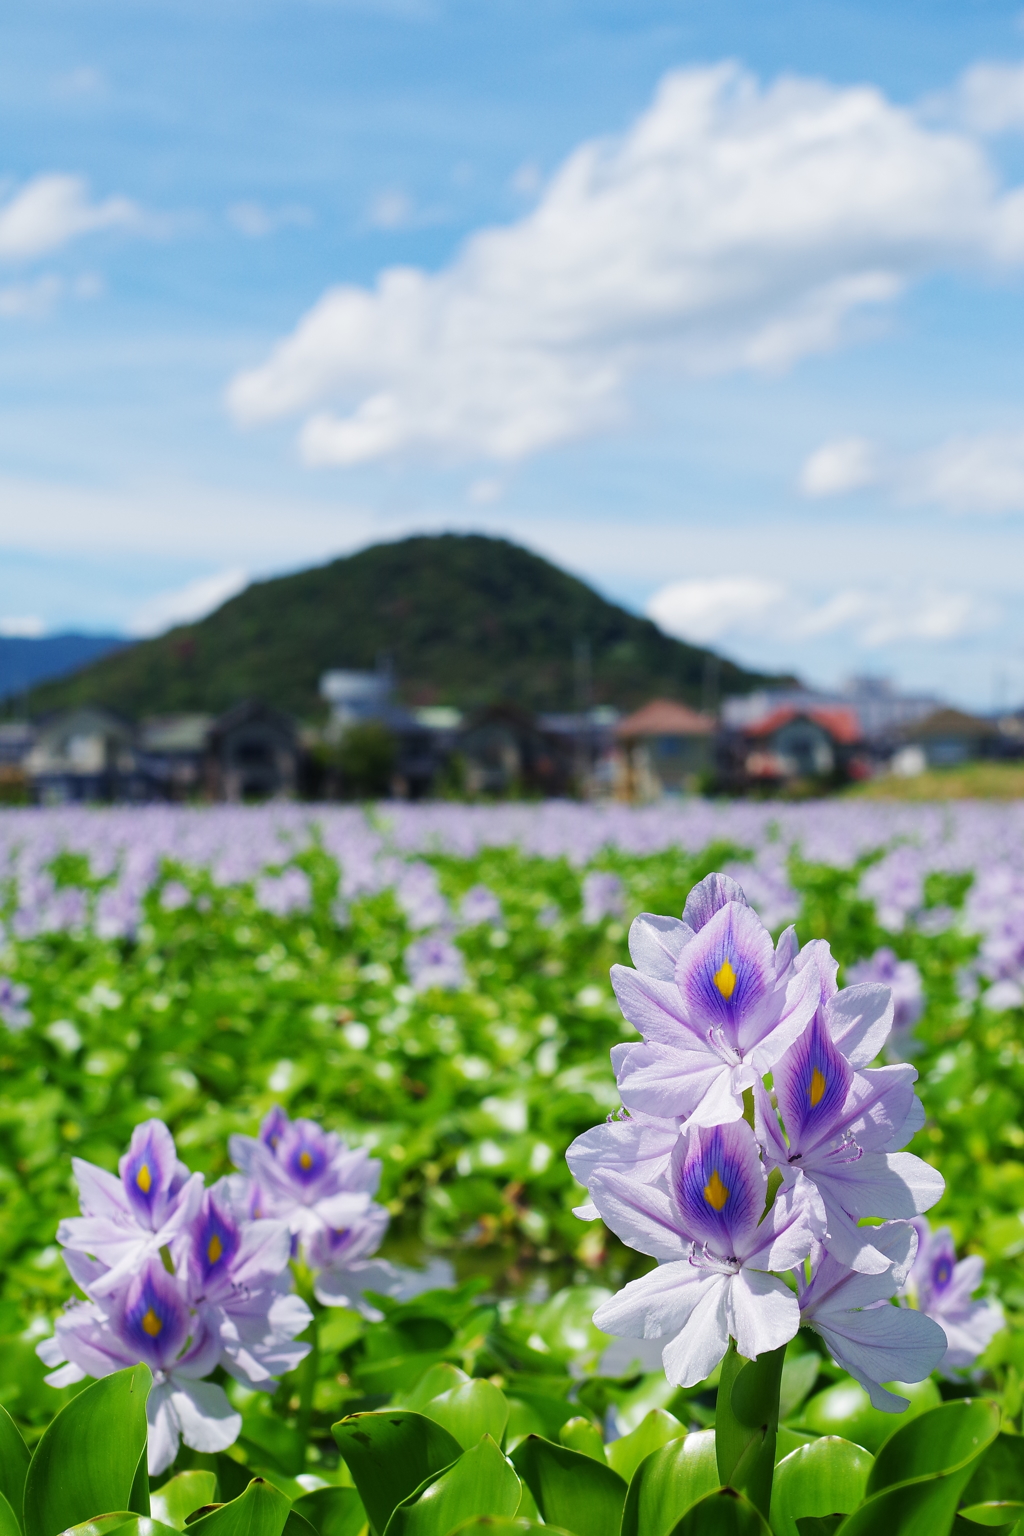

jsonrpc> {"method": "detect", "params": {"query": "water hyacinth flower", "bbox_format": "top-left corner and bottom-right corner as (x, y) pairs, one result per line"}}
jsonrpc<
(57, 1119), (204, 1297)
(845, 948), (924, 1057)
(404, 932), (466, 993)
(901, 1218), (1005, 1374)
(589, 1119), (815, 1387)
(755, 997), (943, 1274)
(798, 1222), (947, 1410)
(581, 871), (624, 925)
(229, 1107), (394, 1312)
(459, 883), (503, 928)
(38, 1255), (241, 1474)
(0, 976), (32, 1031)
(611, 875), (819, 1128)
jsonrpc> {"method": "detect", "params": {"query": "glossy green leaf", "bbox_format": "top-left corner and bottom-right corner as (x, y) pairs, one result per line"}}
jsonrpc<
(619, 1431), (720, 1536)
(332, 1409), (463, 1536)
(23, 1364), (152, 1536)
(779, 1355), (824, 1422)
(446, 1521), (576, 1535)
(0, 1402), (31, 1522)
(282, 1510), (318, 1536)
(795, 1519), (844, 1535)
(958, 1502), (1024, 1527)
(398, 1368), (471, 1412)
(384, 1434), (520, 1536)
(556, 1419), (605, 1464)
(866, 1400), (1002, 1495)
(769, 1437), (873, 1536)
(420, 1381), (509, 1451)
(509, 1435), (625, 1536)
(239, 1413), (306, 1478)
(605, 1410), (685, 1484)
(185, 1479), (292, 1536)
(800, 1380), (940, 1455)
(0, 1492), (21, 1536)
(61, 1516), (180, 1536)
(716, 1343), (787, 1519)
(775, 1430), (818, 1464)
(959, 1432), (1024, 1510)
(664, 1487), (773, 1534)
(151, 1476), (220, 1532)
(290, 1488), (366, 1536)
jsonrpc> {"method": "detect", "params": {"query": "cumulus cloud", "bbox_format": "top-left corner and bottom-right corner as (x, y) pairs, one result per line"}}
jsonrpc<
(0, 175), (140, 261)
(0, 615), (45, 638)
(227, 60), (1024, 468)
(944, 60), (1024, 135)
(801, 425), (1024, 514)
(647, 575), (991, 651)
(128, 569), (248, 638)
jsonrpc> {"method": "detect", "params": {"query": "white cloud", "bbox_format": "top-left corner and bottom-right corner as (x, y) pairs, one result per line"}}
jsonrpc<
(945, 61), (1024, 135)
(647, 575), (991, 651)
(227, 61), (1024, 468)
(0, 615), (45, 637)
(801, 424), (1024, 514)
(128, 569), (249, 638)
(0, 175), (140, 261)
(367, 190), (414, 230)
(227, 201), (313, 238)
(0, 275), (63, 318)
(467, 477), (503, 504)
(799, 436), (880, 496)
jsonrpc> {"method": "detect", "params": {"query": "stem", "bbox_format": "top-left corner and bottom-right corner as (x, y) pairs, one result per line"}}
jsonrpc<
(294, 1269), (320, 1450)
(714, 1337), (787, 1520)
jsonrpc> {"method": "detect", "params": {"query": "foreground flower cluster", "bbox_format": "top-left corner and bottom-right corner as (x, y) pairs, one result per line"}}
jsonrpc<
(569, 872), (1000, 1407)
(38, 1109), (393, 1472)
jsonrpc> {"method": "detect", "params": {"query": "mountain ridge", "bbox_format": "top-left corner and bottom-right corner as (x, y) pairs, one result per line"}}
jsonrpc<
(12, 534), (791, 720)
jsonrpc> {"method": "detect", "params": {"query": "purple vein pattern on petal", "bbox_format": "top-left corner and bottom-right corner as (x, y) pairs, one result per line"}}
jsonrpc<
(681, 873), (750, 932)
(670, 1120), (764, 1256)
(674, 902), (776, 1046)
(774, 1012), (853, 1152)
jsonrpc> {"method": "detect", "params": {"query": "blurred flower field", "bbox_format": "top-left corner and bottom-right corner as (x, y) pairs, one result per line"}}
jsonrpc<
(1, 799), (1024, 1445)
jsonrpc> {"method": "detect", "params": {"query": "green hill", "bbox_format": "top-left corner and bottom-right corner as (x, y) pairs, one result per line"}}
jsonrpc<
(15, 534), (790, 719)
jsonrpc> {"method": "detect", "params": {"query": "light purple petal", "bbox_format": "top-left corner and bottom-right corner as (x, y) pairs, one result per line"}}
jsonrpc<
(593, 1258), (721, 1343)
(670, 1120), (765, 1256)
(565, 1113), (680, 1189)
(774, 1011), (853, 1153)
(588, 1170), (691, 1261)
(741, 1183), (816, 1272)
(674, 902), (777, 1044)
(628, 914), (695, 980)
(728, 1268), (800, 1362)
(682, 873), (750, 932)
(827, 984), (894, 1068)
(610, 966), (703, 1047)
(147, 1381), (181, 1476)
(168, 1377), (242, 1455)
(616, 1041), (726, 1122)
(809, 1304), (947, 1411)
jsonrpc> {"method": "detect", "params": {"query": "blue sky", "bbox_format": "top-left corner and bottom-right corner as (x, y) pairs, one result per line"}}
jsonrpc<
(7, 2), (1024, 704)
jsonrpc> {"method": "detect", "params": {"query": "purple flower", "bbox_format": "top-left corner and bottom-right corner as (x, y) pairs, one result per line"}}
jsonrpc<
(845, 948), (924, 1057)
(182, 1177), (313, 1388)
(404, 932), (466, 993)
(38, 1255), (240, 1475)
(901, 1219), (1005, 1375)
(756, 986), (943, 1274)
(159, 880), (192, 912)
(396, 862), (450, 930)
(799, 1222), (947, 1410)
(57, 1120), (204, 1297)
(582, 871), (624, 925)
(611, 876), (818, 1129)
(459, 884), (503, 928)
(0, 976), (31, 1032)
(255, 867), (312, 916)
(229, 1107), (394, 1314)
(590, 1119), (814, 1387)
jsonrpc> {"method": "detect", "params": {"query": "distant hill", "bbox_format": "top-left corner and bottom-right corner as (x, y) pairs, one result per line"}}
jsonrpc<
(14, 534), (791, 719)
(0, 633), (127, 703)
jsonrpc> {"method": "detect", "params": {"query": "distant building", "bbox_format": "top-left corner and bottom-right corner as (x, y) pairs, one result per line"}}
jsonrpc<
(723, 679), (941, 744)
(24, 706), (136, 803)
(205, 700), (298, 801)
(614, 699), (715, 799)
(0, 722), (33, 803)
(136, 715), (212, 800)
(894, 707), (1000, 770)
(727, 705), (863, 788)
(320, 669), (394, 728)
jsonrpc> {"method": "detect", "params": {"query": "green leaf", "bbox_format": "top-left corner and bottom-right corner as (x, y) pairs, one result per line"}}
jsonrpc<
(833, 1399), (1002, 1536)
(779, 1355), (824, 1422)
(420, 1382), (509, 1452)
(664, 1487), (773, 1534)
(959, 1433), (1024, 1509)
(332, 1409), (463, 1536)
(290, 1488), (366, 1536)
(239, 1411), (306, 1478)
(769, 1437), (874, 1536)
(716, 1343), (787, 1519)
(446, 1521), (576, 1535)
(185, 1479), (292, 1536)
(866, 1400), (1002, 1496)
(61, 1515), (180, 1536)
(556, 1420), (605, 1464)
(509, 1435), (625, 1536)
(384, 1434), (521, 1536)
(800, 1380), (940, 1455)
(151, 1474), (220, 1531)
(605, 1410), (685, 1484)
(795, 1519), (844, 1535)
(0, 1492), (21, 1536)
(775, 1430), (818, 1464)
(957, 1502), (1024, 1527)
(0, 1402), (31, 1522)
(619, 1431), (719, 1536)
(398, 1368), (471, 1413)
(283, 1509), (319, 1536)
(23, 1364), (152, 1536)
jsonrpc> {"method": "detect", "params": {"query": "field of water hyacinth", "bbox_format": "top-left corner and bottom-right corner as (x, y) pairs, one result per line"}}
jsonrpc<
(3, 798), (1024, 1535)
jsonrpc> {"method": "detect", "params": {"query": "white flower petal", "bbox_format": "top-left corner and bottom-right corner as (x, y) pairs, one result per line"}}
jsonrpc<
(168, 1378), (242, 1455)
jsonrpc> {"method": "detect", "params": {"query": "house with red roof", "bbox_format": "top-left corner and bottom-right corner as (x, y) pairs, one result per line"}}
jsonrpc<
(738, 704), (864, 785)
(614, 698), (716, 799)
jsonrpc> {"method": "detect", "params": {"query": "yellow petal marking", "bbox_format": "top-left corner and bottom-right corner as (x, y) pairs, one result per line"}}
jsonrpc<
(207, 1233), (223, 1264)
(141, 1308), (162, 1337)
(136, 1163), (152, 1193)
(713, 959), (737, 1000)
(703, 1169), (730, 1210)
(809, 1067), (827, 1107)
(299, 1150), (313, 1170)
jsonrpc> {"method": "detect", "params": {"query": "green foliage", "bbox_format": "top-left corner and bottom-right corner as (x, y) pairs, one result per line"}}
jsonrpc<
(17, 534), (784, 719)
(333, 725), (396, 801)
